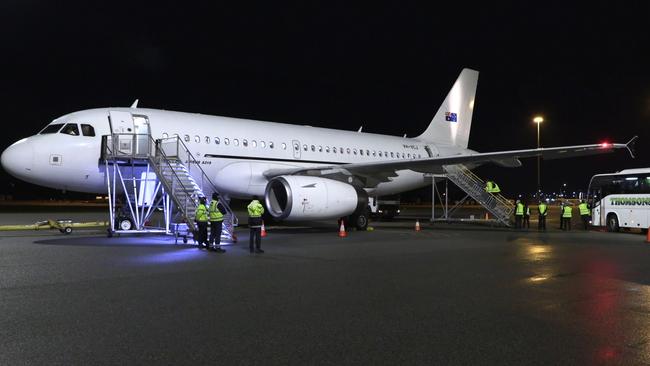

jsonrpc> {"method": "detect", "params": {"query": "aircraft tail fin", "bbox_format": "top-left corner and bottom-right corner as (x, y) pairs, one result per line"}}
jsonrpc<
(416, 68), (479, 148)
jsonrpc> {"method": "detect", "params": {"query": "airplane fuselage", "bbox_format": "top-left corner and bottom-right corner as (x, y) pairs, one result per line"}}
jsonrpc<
(1, 107), (474, 198)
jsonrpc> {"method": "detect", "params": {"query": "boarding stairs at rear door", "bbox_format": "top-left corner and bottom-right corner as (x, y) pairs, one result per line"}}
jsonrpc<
(443, 164), (514, 226)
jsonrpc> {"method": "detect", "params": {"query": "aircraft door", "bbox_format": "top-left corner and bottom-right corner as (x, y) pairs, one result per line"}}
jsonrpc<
(424, 144), (438, 157)
(109, 111), (135, 156)
(133, 115), (150, 156)
(292, 140), (301, 159)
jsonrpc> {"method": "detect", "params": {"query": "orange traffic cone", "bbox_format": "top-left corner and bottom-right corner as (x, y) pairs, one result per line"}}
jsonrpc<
(261, 221), (267, 237)
(415, 219), (421, 231)
(338, 220), (347, 238)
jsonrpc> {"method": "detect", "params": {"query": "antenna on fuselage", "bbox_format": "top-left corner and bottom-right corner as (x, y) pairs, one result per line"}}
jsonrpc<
(357, 126), (363, 132)
(130, 99), (139, 108)
(403, 134), (407, 138)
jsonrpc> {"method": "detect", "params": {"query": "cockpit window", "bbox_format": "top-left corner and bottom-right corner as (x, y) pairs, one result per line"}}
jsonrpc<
(60, 123), (80, 136)
(39, 124), (64, 134)
(80, 124), (95, 137)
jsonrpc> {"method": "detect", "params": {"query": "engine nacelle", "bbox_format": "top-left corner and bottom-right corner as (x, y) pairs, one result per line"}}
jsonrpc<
(265, 176), (367, 220)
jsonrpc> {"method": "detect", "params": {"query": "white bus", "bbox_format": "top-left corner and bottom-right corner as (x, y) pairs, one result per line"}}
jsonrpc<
(587, 168), (650, 232)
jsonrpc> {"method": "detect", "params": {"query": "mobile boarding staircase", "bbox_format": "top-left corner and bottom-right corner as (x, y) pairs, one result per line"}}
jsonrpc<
(101, 133), (238, 243)
(430, 164), (514, 227)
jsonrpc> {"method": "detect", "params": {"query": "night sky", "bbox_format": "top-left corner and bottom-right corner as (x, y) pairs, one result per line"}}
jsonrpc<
(1, 2), (648, 200)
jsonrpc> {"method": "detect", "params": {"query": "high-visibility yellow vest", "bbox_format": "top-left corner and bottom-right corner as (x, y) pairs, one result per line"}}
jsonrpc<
(209, 201), (224, 222)
(562, 206), (572, 218)
(515, 202), (524, 216)
(485, 181), (501, 193)
(247, 200), (264, 218)
(538, 203), (547, 216)
(578, 203), (590, 216)
(195, 203), (208, 222)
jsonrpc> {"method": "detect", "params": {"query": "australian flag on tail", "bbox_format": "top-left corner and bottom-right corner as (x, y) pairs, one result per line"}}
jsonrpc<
(445, 112), (458, 122)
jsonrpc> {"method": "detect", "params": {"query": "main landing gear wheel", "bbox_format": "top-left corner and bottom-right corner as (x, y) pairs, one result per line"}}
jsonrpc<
(350, 207), (370, 231)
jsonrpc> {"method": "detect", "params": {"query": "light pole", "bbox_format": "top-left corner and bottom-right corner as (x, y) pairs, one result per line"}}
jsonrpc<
(533, 116), (544, 193)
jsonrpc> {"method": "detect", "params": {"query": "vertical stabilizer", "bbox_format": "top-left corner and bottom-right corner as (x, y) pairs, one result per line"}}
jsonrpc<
(415, 68), (479, 148)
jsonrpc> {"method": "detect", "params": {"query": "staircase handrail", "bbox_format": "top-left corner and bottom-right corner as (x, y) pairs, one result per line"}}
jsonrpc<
(155, 136), (238, 226)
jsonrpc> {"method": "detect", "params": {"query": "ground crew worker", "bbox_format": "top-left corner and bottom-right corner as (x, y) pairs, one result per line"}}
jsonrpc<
(208, 192), (226, 253)
(195, 196), (209, 249)
(578, 200), (591, 230)
(562, 202), (572, 231)
(523, 202), (530, 229)
(514, 199), (524, 229)
(538, 200), (548, 231)
(247, 196), (265, 253)
(559, 201), (565, 230)
(485, 180), (501, 193)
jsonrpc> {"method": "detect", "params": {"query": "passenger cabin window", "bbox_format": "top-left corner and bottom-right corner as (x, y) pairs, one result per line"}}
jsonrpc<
(215, 137), (220, 144)
(224, 138), (230, 145)
(303, 144), (308, 151)
(205, 136), (210, 144)
(80, 124), (95, 137)
(269, 142), (274, 149)
(243, 139), (248, 147)
(40, 124), (64, 134)
(60, 123), (80, 136)
(233, 139), (239, 146)
(311, 145), (315, 152)
(184, 135), (190, 142)
(194, 135), (200, 143)
(260, 141), (265, 148)
(252, 140), (257, 148)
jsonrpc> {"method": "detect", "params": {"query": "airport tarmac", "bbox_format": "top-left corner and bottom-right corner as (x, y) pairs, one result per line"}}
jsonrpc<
(1, 210), (649, 365)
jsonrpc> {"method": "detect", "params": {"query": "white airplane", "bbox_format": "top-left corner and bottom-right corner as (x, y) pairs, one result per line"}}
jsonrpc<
(0, 69), (636, 229)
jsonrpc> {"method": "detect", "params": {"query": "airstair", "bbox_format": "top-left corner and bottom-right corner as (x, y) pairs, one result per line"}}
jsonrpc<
(102, 133), (238, 242)
(439, 164), (514, 226)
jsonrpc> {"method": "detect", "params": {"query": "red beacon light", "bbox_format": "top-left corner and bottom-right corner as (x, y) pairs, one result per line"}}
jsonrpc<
(600, 142), (611, 148)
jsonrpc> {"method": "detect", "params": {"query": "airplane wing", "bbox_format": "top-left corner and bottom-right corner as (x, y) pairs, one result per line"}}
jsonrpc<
(263, 137), (637, 188)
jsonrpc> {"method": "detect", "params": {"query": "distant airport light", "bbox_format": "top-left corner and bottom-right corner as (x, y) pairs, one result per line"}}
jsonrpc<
(533, 116), (544, 124)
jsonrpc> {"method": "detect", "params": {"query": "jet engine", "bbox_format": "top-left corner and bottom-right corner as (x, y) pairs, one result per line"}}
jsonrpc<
(264, 176), (368, 221)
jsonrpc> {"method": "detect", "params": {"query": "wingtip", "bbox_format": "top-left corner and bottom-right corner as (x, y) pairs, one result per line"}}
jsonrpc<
(626, 135), (638, 158)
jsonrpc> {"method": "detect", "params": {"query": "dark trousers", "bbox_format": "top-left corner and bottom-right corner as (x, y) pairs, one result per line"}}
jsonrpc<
(515, 215), (522, 229)
(562, 217), (571, 230)
(523, 215), (530, 229)
(196, 221), (208, 246)
(560, 213), (565, 229)
(249, 227), (261, 252)
(581, 215), (590, 230)
(210, 221), (223, 248)
(538, 215), (546, 231)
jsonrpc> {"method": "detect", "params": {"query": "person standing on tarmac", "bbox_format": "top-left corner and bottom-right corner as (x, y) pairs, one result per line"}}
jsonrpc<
(562, 202), (573, 231)
(514, 199), (524, 229)
(195, 196), (209, 249)
(247, 196), (265, 254)
(208, 192), (226, 253)
(578, 199), (591, 230)
(538, 200), (548, 231)
(523, 201), (531, 229)
(559, 201), (565, 230)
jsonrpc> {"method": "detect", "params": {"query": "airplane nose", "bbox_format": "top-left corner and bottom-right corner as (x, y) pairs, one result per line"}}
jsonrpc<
(1, 138), (34, 179)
